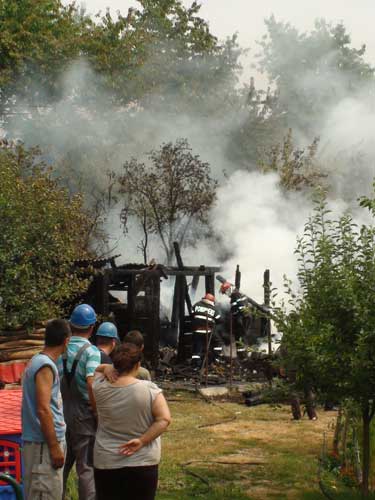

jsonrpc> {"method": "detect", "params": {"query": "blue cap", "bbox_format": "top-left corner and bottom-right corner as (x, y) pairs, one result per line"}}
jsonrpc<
(97, 322), (119, 340)
(70, 304), (97, 328)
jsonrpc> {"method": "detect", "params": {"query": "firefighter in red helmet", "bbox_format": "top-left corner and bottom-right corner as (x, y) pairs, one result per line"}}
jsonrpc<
(191, 293), (221, 369)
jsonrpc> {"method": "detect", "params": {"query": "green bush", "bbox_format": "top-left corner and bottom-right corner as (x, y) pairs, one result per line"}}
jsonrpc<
(0, 144), (92, 329)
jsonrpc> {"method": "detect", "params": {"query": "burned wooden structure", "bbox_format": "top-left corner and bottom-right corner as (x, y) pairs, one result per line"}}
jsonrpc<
(74, 243), (273, 370)
(74, 250), (221, 368)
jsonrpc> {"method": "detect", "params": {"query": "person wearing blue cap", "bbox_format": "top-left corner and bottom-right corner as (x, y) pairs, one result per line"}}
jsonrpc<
(96, 322), (119, 364)
(58, 304), (100, 500)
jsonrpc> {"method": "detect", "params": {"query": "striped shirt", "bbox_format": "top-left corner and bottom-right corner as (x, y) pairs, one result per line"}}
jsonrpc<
(57, 337), (100, 401)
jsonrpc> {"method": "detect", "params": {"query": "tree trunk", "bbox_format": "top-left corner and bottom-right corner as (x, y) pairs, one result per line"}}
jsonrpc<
(361, 406), (371, 496)
(333, 407), (343, 456)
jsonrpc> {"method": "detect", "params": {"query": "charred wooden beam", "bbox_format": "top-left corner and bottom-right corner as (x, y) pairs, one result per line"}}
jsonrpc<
(173, 242), (192, 316)
(95, 271), (111, 316)
(205, 274), (215, 295)
(127, 274), (136, 321)
(149, 273), (161, 369)
(235, 265), (241, 290)
(178, 275), (187, 361)
(74, 255), (121, 269)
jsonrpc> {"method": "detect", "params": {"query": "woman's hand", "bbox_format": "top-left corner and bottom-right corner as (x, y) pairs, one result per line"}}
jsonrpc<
(119, 438), (143, 456)
(103, 365), (118, 383)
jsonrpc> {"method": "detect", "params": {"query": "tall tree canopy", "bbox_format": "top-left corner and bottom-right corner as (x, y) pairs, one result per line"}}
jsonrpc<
(257, 17), (375, 135)
(0, 0), (92, 114)
(231, 17), (375, 167)
(0, 0), (241, 116)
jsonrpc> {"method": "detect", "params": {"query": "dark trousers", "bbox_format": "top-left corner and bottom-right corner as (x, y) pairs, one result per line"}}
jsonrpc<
(94, 465), (158, 500)
(63, 429), (96, 500)
(192, 333), (206, 357)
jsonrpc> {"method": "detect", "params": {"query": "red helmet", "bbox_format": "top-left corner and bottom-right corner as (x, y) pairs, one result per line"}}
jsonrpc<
(203, 293), (215, 303)
(220, 282), (232, 294)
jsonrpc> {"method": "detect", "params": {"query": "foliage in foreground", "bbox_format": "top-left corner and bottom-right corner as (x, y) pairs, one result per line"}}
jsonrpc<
(274, 193), (375, 495)
(0, 144), (92, 329)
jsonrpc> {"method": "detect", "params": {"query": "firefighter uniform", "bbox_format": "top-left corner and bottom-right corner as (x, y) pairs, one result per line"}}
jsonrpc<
(191, 297), (221, 368)
(230, 291), (248, 316)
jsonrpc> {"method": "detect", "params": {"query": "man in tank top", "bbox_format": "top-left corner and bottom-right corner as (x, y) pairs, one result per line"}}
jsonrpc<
(22, 319), (71, 500)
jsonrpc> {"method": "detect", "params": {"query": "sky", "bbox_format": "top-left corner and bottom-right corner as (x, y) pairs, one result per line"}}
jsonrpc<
(79, 0), (375, 73)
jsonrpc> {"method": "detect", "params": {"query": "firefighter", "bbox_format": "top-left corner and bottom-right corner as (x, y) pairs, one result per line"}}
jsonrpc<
(219, 282), (256, 348)
(220, 282), (248, 318)
(191, 293), (221, 368)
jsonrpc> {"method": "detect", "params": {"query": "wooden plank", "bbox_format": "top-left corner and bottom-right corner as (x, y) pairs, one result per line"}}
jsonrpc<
(109, 268), (220, 278)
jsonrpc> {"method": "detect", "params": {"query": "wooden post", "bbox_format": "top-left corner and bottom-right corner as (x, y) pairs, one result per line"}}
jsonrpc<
(205, 313), (209, 387)
(235, 265), (241, 290)
(127, 274), (136, 328)
(229, 313), (233, 389)
(173, 242), (192, 316)
(177, 276), (187, 362)
(205, 273), (215, 295)
(171, 277), (179, 346)
(150, 271), (161, 369)
(95, 270), (110, 316)
(264, 269), (272, 355)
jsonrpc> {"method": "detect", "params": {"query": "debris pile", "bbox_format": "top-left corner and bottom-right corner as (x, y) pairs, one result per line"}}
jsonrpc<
(0, 326), (45, 383)
(157, 346), (278, 386)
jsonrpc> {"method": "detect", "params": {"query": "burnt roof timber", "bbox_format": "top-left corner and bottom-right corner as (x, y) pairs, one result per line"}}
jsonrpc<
(108, 267), (220, 278)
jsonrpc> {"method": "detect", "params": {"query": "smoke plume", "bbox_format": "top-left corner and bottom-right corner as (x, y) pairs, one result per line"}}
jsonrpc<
(6, 19), (375, 304)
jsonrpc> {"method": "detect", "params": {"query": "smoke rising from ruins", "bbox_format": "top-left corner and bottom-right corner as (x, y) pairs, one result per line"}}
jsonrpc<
(6, 16), (375, 304)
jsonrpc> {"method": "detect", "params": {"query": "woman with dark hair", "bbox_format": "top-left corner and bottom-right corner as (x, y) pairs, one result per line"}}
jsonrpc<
(93, 343), (171, 500)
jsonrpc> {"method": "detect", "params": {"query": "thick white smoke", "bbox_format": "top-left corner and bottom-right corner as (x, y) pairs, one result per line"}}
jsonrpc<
(6, 22), (375, 306)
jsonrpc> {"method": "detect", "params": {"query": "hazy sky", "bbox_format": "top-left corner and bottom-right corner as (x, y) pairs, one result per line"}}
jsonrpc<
(79, 0), (375, 69)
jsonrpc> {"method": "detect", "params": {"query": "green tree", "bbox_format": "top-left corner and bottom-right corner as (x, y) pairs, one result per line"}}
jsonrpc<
(0, 0), (241, 114)
(0, 142), (93, 329)
(274, 196), (375, 495)
(119, 138), (217, 264)
(257, 129), (326, 191)
(0, 0), (92, 115)
(231, 18), (375, 167)
(80, 0), (242, 111)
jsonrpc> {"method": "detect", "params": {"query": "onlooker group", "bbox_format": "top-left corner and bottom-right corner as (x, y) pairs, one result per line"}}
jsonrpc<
(21, 303), (169, 500)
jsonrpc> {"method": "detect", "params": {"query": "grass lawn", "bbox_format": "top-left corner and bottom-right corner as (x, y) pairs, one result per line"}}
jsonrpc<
(68, 392), (373, 500)
(158, 391), (334, 499)
(66, 390), (346, 499)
